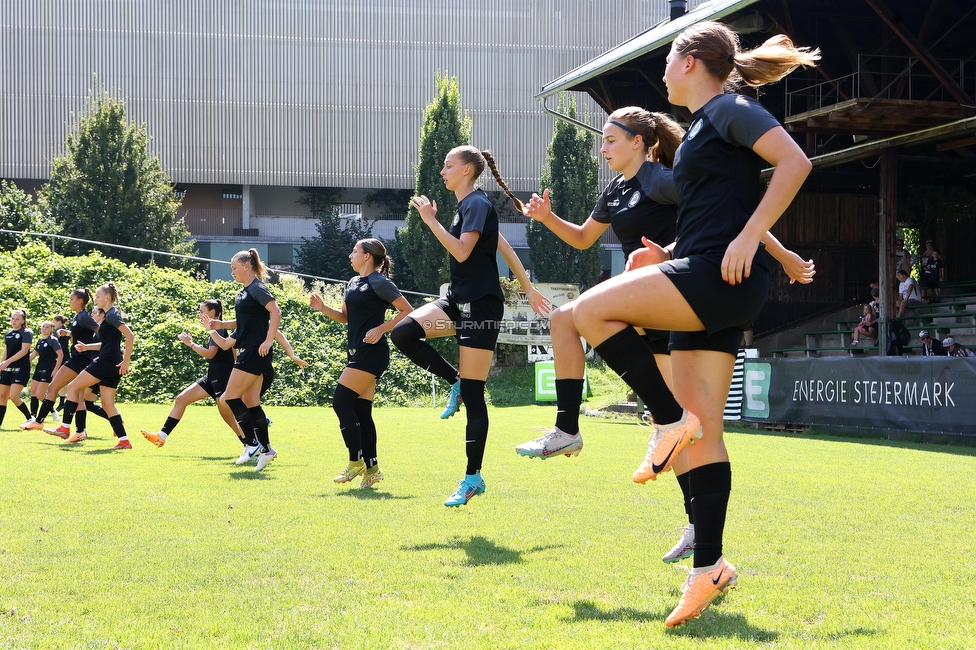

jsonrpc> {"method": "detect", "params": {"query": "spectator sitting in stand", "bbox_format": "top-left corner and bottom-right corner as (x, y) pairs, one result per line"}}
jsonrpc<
(851, 303), (878, 346)
(868, 279), (880, 312)
(918, 330), (946, 356)
(896, 270), (921, 318)
(943, 337), (975, 358)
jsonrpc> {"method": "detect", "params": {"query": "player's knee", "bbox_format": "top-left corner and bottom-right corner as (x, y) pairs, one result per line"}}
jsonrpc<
(390, 317), (425, 354)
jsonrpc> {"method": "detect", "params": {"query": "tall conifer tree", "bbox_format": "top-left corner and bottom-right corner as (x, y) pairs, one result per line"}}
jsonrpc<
(400, 73), (472, 293)
(527, 95), (601, 288)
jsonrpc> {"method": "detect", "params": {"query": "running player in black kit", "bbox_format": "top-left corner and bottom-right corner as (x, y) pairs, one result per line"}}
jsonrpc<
(572, 21), (818, 626)
(310, 238), (414, 488)
(393, 146), (549, 506)
(28, 290), (101, 436)
(0, 309), (34, 429)
(516, 107), (814, 565)
(60, 282), (136, 448)
(27, 321), (64, 420)
(141, 299), (248, 448)
(205, 248), (281, 471)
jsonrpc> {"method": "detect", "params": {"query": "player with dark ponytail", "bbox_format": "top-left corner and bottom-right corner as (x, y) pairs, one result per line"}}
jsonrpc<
(27, 320), (63, 420)
(140, 299), (248, 447)
(24, 289), (98, 435)
(0, 309), (34, 429)
(394, 146), (549, 506)
(60, 282), (136, 448)
(311, 238), (413, 488)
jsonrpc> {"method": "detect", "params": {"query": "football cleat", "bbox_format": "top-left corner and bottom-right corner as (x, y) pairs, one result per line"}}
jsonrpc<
(255, 448), (277, 471)
(444, 475), (486, 507)
(45, 424), (71, 438)
(112, 439), (133, 450)
(334, 459), (366, 484)
(662, 525), (695, 564)
(65, 430), (87, 443)
(633, 410), (702, 484)
(234, 444), (261, 465)
(665, 557), (737, 628)
(360, 465), (384, 488)
(440, 380), (462, 419)
(515, 426), (583, 459)
(141, 429), (166, 448)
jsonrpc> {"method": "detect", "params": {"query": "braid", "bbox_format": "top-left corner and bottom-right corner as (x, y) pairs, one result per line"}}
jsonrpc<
(481, 150), (523, 212)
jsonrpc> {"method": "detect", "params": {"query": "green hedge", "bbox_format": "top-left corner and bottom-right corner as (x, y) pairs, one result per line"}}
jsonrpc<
(0, 243), (435, 406)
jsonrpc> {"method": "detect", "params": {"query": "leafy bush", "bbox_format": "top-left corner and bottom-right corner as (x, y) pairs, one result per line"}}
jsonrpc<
(0, 243), (435, 406)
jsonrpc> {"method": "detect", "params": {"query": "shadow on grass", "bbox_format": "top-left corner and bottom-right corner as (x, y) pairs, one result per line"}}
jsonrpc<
(561, 599), (657, 623)
(228, 470), (273, 480)
(564, 600), (783, 642)
(331, 489), (414, 501)
(403, 535), (564, 566)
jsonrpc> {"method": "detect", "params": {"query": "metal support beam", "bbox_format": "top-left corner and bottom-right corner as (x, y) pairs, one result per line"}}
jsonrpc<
(878, 149), (897, 355)
(863, 0), (973, 105)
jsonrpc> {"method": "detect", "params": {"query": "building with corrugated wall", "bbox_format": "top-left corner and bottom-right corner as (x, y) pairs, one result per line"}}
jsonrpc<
(1, 0), (682, 276)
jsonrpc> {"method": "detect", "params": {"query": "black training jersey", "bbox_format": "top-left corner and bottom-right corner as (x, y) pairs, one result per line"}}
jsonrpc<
(4, 327), (32, 368)
(672, 93), (780, 261)
(34, 337), (60, 372)
(69, 311), (99, 358)
(448, 189), (505, 304)
(58, 333), (70, 357)
(207, 329), (235, 376)
(591, 160), (678, 258)
(344, 272), (403, 351)
(233, 279), (274, 349)
(96, 307), (126, 364)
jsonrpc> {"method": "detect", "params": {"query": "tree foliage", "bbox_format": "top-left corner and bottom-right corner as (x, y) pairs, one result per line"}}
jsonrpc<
(400, 73), (472, 293)
(1, 181), (58, 251)
(526, 95), (601, 288)
(294, 187), (374, 283)
(39, 91), (193, 267)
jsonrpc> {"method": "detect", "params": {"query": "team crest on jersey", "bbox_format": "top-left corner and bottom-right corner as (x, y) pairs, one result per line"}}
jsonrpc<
(452, 214), (460, 227)
(359, 282), (369, 292)
(14, 333), (20, 339)
(627, 191), (641, 208)
(687, 118), (703, 140)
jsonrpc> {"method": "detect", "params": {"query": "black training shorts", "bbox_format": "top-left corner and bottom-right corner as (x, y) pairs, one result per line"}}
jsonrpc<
(431, 295), (504, 351)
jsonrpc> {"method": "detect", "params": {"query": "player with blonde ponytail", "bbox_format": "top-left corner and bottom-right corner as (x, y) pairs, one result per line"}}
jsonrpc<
(571, 21), (818, 627)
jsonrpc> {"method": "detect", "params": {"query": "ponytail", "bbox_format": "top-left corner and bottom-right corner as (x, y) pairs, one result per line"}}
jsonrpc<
(98, 281), (119, 304)
(231, 248), (268, 280)
(673, 21), (819, 89)
(481, 150), (523, 212)
(202, 299), (224, 320)
(606, 108), (686, 169)
(359, 238), (394, 279)
(650, 112), (685, 169)
(71, 288), (93, 307)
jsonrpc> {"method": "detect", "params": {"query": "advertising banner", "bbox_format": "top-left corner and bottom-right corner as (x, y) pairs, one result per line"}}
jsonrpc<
(740, 357), (976, 435)
(497, 283), (580, 348)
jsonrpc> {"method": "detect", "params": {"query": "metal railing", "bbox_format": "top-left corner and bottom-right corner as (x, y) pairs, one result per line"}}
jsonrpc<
(785, 54), (974, 118)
